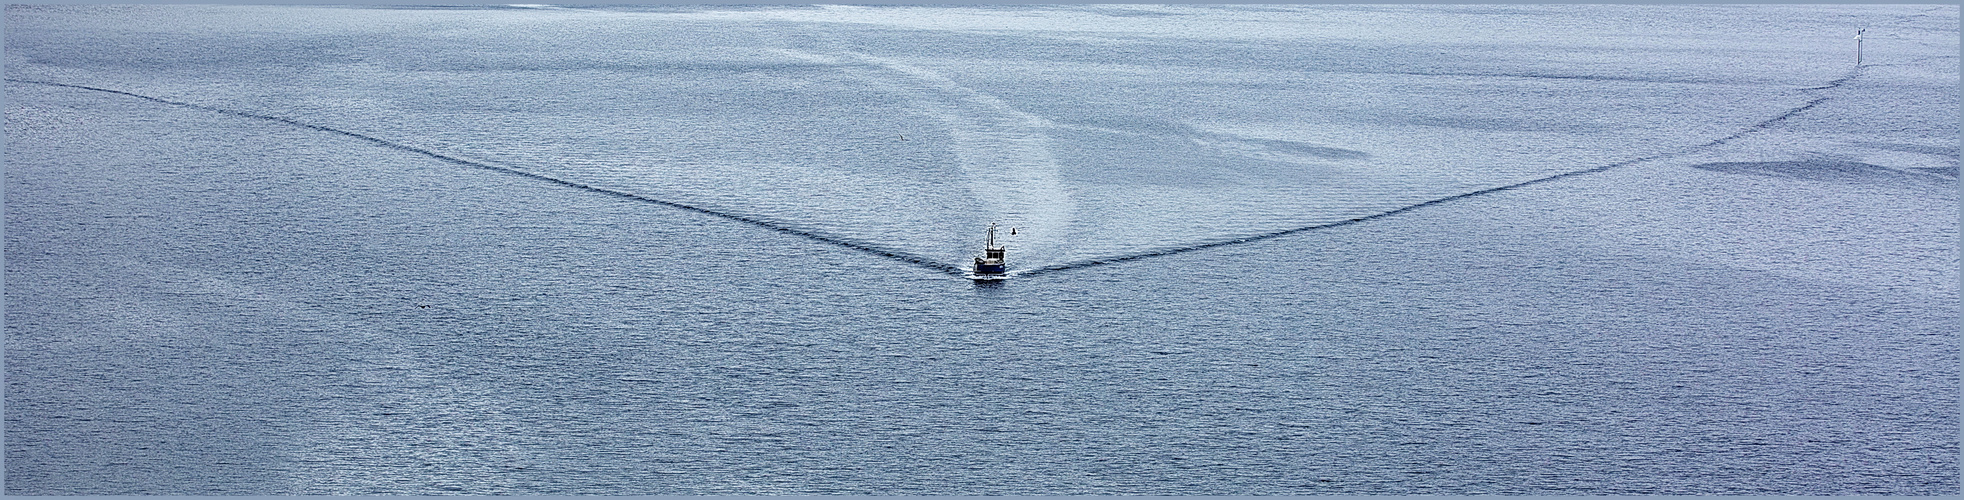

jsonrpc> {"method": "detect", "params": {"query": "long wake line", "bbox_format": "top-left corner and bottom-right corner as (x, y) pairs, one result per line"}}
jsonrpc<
(6, 78), (966, 276)
(11, 65), (1860, 280)
(1019, 66), (1868, 277)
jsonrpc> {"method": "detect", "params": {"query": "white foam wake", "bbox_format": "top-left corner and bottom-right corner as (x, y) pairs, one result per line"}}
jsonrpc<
(777, 48), (1076, 269)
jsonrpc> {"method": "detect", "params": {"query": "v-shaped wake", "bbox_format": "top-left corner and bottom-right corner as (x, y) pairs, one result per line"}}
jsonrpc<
(9, 63), (1865, 280)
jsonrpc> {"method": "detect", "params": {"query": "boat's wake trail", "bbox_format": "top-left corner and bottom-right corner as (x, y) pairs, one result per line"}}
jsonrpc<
(1017, 65), (1874, 278)
(5, 78), (969, 277)
(6, 57), (1870, 281)
(779, 48), (1077, 268)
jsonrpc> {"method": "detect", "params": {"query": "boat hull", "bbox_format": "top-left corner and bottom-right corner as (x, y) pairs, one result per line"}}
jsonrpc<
(967, 272), (1007, 282)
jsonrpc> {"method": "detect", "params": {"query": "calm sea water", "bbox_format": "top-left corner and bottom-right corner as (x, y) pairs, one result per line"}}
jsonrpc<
(6, 4), (1958, 495)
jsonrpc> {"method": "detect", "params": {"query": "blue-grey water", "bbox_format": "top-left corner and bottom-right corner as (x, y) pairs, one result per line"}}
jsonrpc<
(5, 4), (1958, 495)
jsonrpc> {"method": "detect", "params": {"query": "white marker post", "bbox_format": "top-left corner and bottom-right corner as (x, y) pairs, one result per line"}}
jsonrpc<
(1855, 29), (1864, 66)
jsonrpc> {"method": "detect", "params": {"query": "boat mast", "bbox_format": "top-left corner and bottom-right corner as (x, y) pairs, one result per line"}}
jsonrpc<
(986, 222), (998, 249)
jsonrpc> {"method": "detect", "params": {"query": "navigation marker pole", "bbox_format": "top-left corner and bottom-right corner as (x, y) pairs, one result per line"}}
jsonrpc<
(1855, 28), (1864, 66)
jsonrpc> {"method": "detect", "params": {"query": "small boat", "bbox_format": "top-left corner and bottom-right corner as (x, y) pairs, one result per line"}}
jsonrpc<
(972, 222), (1007, 277)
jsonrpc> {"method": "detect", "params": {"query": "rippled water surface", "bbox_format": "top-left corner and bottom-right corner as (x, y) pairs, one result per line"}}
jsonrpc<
(6, 4), (1958, 495)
